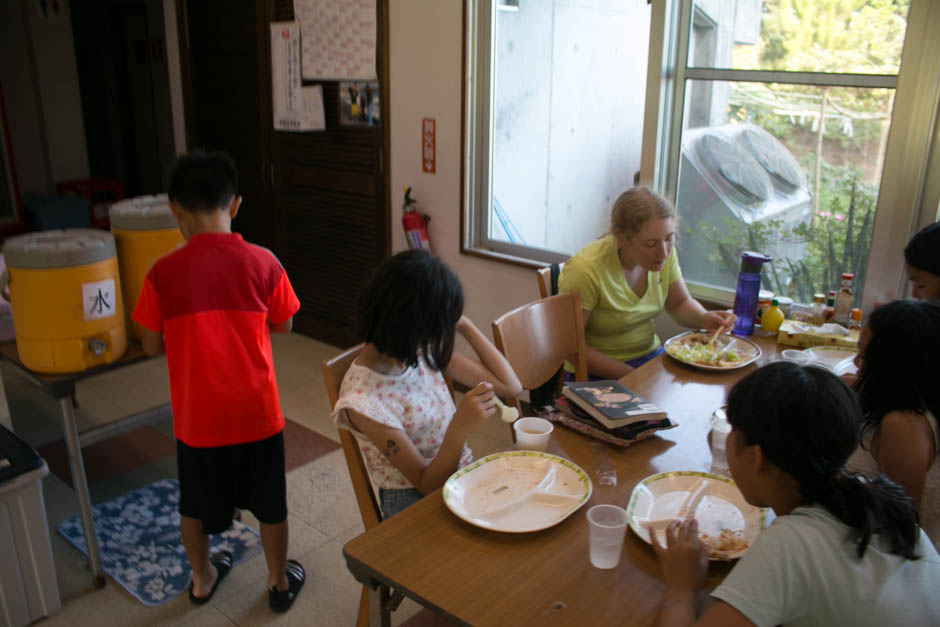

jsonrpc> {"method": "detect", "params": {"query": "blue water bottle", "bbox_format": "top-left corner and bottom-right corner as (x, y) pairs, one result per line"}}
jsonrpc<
(732, 251), (772, 336)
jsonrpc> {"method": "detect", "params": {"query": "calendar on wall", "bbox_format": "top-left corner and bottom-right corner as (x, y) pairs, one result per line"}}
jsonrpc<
(293, 0), (377, 81)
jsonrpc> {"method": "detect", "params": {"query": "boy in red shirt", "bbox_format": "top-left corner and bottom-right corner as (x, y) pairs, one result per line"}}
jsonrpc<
(134, 150), (304, 612)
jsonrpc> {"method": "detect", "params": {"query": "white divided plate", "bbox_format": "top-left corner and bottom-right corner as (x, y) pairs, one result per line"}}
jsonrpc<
(663, 331), (762, 371)
(626, 471), (773, 560)
(442, 451), (592, 533)
(803, 346), (858, 376)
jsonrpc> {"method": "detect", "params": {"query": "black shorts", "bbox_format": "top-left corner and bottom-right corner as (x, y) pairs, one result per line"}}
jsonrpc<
(177, 430), (287, 535)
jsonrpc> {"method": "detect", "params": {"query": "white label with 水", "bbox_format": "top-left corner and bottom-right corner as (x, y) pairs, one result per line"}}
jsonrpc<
(82, 278), (116, 320)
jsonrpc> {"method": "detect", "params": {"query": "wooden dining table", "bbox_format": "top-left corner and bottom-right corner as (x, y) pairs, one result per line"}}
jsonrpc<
(343, 335), (786, 626)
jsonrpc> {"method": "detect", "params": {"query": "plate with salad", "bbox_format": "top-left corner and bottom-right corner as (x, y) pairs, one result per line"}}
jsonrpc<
(663, 331), (761, 371)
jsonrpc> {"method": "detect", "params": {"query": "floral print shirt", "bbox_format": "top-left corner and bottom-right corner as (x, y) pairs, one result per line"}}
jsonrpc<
(331, 356), (472, 490)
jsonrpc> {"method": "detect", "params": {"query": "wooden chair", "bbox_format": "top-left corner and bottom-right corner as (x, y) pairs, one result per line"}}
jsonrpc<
(321, 344), (403, 626)
(492, 291), (588, 415)
(536, 261), (565, 298)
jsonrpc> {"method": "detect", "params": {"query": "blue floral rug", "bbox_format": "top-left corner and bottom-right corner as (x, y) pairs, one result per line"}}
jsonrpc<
(57, 479), (262, 606)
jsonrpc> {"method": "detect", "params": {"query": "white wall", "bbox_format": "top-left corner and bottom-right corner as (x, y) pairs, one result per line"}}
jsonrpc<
(0, 0), (89, 197)
(389, 0), (536, 333)
(0, 1), (51, 196)
(162, 0), (187, 156)
(26, 0), (89, 185)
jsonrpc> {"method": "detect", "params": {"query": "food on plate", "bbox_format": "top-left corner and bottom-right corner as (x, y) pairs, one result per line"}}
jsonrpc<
(666, 332), (742, 367)
(700, 528), (750, 559)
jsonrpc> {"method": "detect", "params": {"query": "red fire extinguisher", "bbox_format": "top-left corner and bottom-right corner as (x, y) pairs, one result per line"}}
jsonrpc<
(401, 186), (432, 251)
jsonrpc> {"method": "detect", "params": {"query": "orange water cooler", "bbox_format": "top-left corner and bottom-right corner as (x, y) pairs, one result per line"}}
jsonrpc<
(2, 229), (127, 373)
(109, 195), (183, 340)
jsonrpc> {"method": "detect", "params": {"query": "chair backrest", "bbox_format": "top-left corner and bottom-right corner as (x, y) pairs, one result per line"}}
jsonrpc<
(321, 344), (383, 530)
(536, 261), (565, 299)
(492, 292), (588, 412)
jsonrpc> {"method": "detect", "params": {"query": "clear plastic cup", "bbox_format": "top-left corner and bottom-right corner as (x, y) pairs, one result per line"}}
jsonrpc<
(586, 504), (629, 569)
(710, 407), (732, 476)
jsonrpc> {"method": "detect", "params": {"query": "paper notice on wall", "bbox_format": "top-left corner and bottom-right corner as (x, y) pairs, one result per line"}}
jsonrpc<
(271, 22), (325, 131)
(294, 0), (377, 80)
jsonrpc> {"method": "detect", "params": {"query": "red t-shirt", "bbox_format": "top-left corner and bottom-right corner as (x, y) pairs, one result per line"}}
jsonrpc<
(133, 232), (300, 447)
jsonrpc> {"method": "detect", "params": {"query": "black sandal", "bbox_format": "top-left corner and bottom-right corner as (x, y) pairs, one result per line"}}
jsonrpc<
(189, 550), (232, 605)
(269, 559), (305, 613)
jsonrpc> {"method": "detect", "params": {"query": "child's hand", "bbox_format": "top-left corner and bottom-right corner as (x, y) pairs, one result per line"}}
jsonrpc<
(649, 519), (709, 593)
(701, 310), (736, 334)
(452, 381), (496, 437)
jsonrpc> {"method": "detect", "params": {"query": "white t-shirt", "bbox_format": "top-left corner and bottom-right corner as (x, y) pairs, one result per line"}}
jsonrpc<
(847, 411), (940, 552)
(711, 505), (940, 627)
(331, 356), (472, 490)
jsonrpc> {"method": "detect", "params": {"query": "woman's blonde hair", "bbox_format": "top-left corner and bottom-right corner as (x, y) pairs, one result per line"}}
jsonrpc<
(609, 187), (676, 240)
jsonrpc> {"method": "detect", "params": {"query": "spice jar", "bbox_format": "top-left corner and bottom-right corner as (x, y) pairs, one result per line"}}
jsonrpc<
(849, 307), (863, 330)
(810, 293), (827, 325)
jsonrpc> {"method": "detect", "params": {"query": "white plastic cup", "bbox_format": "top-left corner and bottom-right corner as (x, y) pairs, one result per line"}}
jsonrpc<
(586, 504), (629, 569)
(513, 417), (553, 451)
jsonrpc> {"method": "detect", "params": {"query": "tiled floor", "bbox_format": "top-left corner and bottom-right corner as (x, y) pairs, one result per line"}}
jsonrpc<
(5, 332), (513, 626)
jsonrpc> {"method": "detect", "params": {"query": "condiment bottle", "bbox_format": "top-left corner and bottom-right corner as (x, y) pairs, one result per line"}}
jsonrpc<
(833, 273), (854, 325)
(731, 251), (772, 336)
(755, 290), (774, 324)
(849, 307), (863, 330)
(824, 291), (836, 321)
(760, 298), (785, 333)
(810, 293), (826, 325)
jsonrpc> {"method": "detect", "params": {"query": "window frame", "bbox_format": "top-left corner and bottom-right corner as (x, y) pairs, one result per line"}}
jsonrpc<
(463, 0), (940, 307)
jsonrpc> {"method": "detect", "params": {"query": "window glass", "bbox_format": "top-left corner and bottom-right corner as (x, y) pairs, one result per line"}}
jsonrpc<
(688, 0), (909, 74)
(677, 81), (893, 306)
(490, 0), (650, 256)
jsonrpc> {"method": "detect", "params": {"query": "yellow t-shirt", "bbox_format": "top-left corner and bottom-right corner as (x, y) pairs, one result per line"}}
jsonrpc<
(559, 234), (682, 362)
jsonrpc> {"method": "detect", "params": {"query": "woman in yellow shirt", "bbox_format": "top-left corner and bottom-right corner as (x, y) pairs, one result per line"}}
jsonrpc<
(559, 187), (735, 379)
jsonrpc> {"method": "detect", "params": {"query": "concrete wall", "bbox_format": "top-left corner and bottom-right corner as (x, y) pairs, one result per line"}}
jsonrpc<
(492, 0), (650, 254)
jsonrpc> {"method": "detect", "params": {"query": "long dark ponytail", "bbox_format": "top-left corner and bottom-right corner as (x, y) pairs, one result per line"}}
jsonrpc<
(727, 361), (920, 560)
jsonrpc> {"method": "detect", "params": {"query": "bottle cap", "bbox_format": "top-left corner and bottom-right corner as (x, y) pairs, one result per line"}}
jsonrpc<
(850, 308), (863, 321)
(771, 298), (779, 306)
(740, 251), (772, 273)
(813, 293), (825, 303)
(841, 272), (854, 280)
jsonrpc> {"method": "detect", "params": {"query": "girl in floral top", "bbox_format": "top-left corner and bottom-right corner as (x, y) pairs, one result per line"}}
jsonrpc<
(332, 250), (522, 518)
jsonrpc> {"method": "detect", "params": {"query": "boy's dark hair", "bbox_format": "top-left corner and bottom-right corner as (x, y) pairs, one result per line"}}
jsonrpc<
(727, 361), (920, 560)
(904, 222), (940, 276)
(854, 299), (940, 439)
(358, 250), (463, 370)
(167, 149), (238, 213)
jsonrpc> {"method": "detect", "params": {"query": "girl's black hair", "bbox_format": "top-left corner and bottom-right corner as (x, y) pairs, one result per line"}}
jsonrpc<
(167, 149), (238, 213)
(904, 222), (940, 276)
(727, 361), (920, 560)
(854, 299), (940, 440)
(358, 250), (463, 370)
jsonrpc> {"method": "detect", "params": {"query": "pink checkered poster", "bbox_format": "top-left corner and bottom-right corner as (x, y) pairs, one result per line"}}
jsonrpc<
(294, 0), (377, 81)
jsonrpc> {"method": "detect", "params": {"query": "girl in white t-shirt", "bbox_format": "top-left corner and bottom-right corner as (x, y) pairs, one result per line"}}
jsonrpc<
(849, 299), (940, 550)
(649, 362), (940, 627)
(332, 250), (521, 519)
